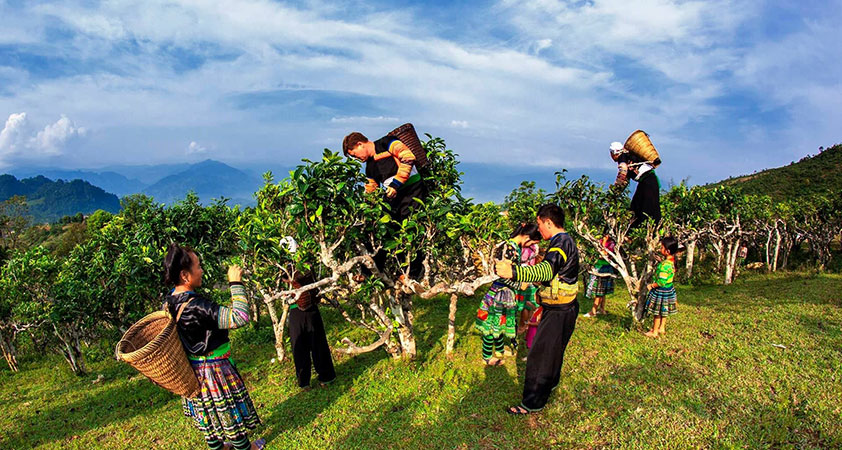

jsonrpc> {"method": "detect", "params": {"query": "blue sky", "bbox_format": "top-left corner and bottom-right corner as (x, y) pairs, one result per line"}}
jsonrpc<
(0, 0), (840, 186)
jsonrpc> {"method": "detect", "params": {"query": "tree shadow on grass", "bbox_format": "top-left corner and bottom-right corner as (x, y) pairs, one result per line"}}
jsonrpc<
(256, 318), (391, 446)
(6, 374), (176, 448)
(334, 363), (524, 449)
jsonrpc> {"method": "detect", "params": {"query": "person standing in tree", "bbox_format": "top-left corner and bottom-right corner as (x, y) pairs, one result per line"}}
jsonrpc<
(496, 204), (580, 415)
(343, 131), (428, 278)
(610, 141), (661, 229)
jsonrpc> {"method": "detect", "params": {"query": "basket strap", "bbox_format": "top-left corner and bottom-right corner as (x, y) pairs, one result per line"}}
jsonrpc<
(175, 299), (194, 323)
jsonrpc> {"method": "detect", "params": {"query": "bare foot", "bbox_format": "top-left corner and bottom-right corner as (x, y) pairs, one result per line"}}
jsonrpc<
(644, 330), (659, 338)
(485, 357), (504, 366)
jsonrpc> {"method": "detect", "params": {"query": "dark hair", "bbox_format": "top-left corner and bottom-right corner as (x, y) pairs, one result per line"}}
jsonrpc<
(342, 132), (369, 156)
(164, 243), (197, 286)
(661, 236), (680, 255)
(510, 222), (542, 241)
(536, 204), (565, 228)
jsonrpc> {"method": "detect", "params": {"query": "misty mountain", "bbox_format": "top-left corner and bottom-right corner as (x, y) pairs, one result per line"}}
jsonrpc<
(142, 160), (263, 206)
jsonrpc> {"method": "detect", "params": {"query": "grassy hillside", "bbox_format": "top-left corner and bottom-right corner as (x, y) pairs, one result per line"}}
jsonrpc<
(717, 143), (842, 200)
(2, 272), (840, 449)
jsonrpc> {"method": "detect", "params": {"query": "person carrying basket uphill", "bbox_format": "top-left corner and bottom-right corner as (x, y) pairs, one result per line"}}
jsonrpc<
(162, 243), (265, 450)
(343, 128), (428, 279)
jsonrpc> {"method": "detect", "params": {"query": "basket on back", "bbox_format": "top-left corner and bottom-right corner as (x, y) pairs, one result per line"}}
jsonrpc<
(387, 123), (428, 168)
(624, 130), (661, 168)
(116, 303), (199, 398)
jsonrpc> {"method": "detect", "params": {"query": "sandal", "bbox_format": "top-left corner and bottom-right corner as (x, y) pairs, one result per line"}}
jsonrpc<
(506, 405), (536, 415)
(252, 438), (266, 450)
(484, 357), (504, 366)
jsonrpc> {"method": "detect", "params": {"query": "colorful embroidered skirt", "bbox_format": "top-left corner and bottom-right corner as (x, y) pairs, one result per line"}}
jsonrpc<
(475, 282), (518, 338)
(586, 265), (615, 298)
(645, 286), (677, 317)
(182, 357), (260, 445)
(517, 285), (539, 312)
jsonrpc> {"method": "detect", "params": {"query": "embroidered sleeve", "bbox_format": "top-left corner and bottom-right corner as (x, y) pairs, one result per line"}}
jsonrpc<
(615, 162), (629, 187)
(387, 140), (416, 189)
(365, 178), (379, 193)
(217, 283), (250, 329)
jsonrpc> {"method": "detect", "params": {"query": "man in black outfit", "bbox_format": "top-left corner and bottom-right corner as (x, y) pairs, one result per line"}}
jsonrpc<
(342, 131), (427, 278)
(496, 204), (580, 414)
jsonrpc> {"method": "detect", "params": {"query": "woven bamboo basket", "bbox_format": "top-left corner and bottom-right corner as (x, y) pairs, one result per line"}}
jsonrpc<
(116, 307), (200, 398)
(387, 123), (428, 168)
(624, 130), (661, 167)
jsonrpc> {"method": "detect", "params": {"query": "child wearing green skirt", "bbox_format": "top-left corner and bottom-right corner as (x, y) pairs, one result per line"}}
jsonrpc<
(644, 236), (681, 338)
(475, 223), (542, 365)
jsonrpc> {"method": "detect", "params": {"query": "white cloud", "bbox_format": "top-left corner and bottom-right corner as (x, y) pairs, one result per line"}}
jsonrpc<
(330, 116), (399, 124)
(187, 141), (207, 155)
(30, 115), (86, 154)
(450, 120), (469, 129)
(534, 39), (552, 54)
(0, 112), (29, 155)
(0, 113), (86, 167)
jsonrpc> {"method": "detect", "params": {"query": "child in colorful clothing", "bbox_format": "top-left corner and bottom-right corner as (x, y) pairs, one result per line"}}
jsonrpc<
(524, 306), (542, 353)
(584, 234), (616, 317)
(475, 223), (542, 366)
(644, 236), (679, 338)
(513, 243), (540, 354)
(162, 244), (265, 450)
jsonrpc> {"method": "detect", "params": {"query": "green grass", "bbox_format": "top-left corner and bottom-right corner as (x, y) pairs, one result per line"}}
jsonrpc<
(2, 272), (841, 449)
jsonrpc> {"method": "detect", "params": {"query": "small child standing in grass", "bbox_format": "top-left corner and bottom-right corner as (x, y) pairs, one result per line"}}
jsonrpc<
(475, 223), (542, 366)
(584, 234), (616, 317)
(644, 236), (680, 338)
(512, 243), (540, 355)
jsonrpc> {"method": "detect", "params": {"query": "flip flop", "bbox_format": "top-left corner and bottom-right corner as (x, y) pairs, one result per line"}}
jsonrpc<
(505, 405), (537, 415)
(253, 438), (266, 449)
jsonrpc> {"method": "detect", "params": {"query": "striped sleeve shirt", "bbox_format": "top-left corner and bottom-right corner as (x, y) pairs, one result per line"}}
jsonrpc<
(217, 282), (250, 329)
(514, 232), (579, 285)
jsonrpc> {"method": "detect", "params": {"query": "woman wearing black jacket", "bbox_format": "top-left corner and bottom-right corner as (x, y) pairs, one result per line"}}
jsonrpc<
(162, 243), (264, 450)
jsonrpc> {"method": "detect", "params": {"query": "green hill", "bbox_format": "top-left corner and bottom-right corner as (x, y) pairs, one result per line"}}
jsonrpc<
(716, 143), (842, 200)
(0, 174), (121, 223)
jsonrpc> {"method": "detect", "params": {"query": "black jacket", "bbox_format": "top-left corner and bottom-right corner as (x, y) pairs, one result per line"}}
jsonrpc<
(163, 291), (228, 356)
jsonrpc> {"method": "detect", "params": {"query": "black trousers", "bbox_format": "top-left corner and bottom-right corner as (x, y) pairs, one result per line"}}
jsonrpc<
(522, 300), (579, 410)
(630, 172), (661, 229)
(366, 181), (428, 279)
(289, 306), (336, 387)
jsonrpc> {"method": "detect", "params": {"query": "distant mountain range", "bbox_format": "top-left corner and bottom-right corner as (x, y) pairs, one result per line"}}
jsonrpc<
(9, 159), (269, 206)
(0, 175), (120, 223)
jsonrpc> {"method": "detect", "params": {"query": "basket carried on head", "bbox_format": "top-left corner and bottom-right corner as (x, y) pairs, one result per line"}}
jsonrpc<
(115, 301), (199, 398)
(624, 130), (661, 168)
(387, 123), (428, 168)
